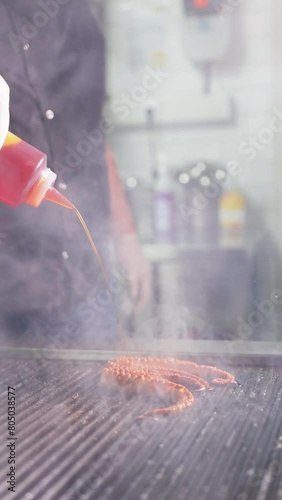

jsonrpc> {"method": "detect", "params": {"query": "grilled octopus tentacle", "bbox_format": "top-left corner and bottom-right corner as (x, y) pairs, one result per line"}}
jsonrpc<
(160, 358), (237, 385)
(141, 379), (194, 417)
(157, 369), (210, 390)
(101, 357), (236, 417)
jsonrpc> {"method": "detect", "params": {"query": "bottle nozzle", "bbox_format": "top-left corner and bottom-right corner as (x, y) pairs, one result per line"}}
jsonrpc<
(45, 188), (74, 210)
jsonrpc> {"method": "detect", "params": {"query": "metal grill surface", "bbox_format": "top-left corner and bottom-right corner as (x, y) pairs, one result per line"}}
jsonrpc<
(1, 359), (282, 500)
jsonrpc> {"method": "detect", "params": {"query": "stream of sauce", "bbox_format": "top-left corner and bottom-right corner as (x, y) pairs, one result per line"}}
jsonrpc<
(73, 207), (123, 341)
(46, 188), (122, 338)
(73, 207), (109, 286)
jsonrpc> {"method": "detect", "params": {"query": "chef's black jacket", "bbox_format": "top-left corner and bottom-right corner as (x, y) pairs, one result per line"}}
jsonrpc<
(0, 0), (115, 346)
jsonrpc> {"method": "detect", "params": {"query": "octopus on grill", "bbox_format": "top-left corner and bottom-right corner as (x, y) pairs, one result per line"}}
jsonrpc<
(101, 357), (237, 417)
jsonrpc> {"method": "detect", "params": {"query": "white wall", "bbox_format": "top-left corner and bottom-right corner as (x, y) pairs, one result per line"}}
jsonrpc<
(105, 0), (277, 232)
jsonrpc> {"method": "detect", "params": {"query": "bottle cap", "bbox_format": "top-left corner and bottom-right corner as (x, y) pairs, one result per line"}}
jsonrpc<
(44, 187), (74, 209)
(26, 167), (57, 207)
(220, 191), (245, 210)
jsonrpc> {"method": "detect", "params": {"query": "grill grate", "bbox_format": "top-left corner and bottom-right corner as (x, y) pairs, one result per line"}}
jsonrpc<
(1, 358), (282, 500)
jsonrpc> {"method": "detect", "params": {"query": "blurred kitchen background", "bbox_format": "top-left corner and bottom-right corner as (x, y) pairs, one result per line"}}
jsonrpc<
(99, 0), (282, 342)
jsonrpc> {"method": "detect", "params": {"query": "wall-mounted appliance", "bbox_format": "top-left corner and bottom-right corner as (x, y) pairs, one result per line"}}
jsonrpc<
(182, 0), (233, 63)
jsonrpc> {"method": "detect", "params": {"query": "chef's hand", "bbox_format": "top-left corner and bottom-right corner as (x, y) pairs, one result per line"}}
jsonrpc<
(116, 233), (151, 312)
(0, 76), (9, 149)
(105, 145), (151, 311)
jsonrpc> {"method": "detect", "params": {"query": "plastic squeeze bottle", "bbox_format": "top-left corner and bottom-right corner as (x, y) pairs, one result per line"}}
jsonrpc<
(0, 132), (73, 209)
(219, 178), (245, 244)
(0, 76), (9, 150)
(0, 129), (109, 290)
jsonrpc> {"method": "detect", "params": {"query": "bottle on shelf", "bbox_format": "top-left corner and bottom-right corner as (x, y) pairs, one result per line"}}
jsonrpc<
(153, 152), (175, 243)
(219, 178), (245, 245)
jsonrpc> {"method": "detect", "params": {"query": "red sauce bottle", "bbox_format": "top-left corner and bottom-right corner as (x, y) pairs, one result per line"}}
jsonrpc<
(0, 132), (73, 209)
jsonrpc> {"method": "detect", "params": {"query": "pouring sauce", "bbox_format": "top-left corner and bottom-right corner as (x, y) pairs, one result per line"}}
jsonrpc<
(0, 133), (122, 338)
(45, 188), (108, 285)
